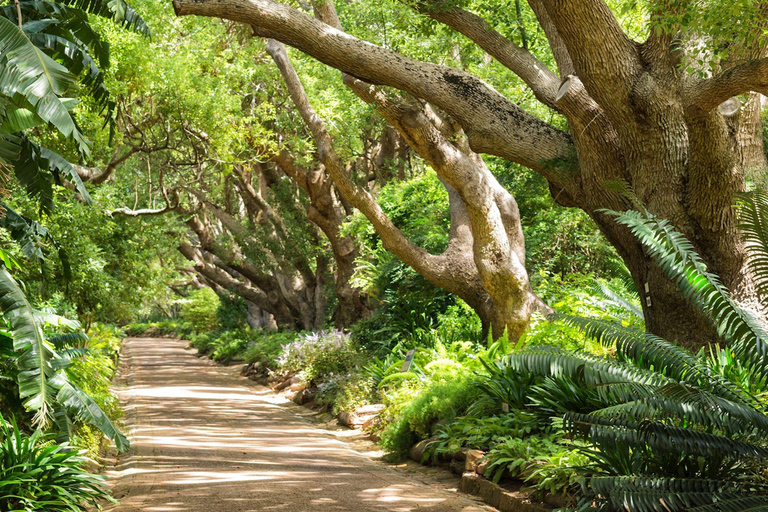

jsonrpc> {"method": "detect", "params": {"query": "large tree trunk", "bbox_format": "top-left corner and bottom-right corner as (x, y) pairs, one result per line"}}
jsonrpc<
(268, 36), (546, 341)
(173, 0), (768, 350)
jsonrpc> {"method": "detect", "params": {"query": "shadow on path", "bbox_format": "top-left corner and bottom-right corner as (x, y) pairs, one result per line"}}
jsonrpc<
(105, 337), (492, 512)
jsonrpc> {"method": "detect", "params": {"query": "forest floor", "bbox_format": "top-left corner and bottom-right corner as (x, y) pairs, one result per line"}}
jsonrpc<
(103, 337), (494, 512)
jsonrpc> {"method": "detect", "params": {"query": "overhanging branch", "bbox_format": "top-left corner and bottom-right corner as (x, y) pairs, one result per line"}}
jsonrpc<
(685, 58), (768, 116)
(172, 0), (575, 179)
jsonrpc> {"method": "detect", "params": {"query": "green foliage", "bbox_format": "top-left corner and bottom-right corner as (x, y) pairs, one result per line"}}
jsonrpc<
(424, 411), (541, 462)
(449, 204), (768, 509)
(217, 293), (249, 331)
(180, 288), (220, 333)
(0, 266), (128, 450)
(490, 159), (621, 280)
(208, 328), (253, 364)
(316, 372), (375, 416)
(0, 0), (148, 226)
(346, 172), (467, 353)
(0, 415), (114, 511)
(64, 324), (124, 456)
(606, 208), (768, 379)
(125, 320), (193, 338)
(0, 265), (58, 427)
(242, 331), (298, 365)
(737, 190), (768, 300)
(379, 370), (481, 455)
(276, 330), (362, 385)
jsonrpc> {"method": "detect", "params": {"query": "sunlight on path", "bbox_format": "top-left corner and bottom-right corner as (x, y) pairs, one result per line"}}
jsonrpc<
(105, 338), (492, 512)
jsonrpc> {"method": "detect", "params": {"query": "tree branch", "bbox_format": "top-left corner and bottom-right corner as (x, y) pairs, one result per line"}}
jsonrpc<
(423, 6), (561, 109)
(172, 0), (575, 179)
(109, 204), (179, 217)
(538, 0), (640, 123)
(177, 242), (274, 312)
(526, 0), (574, 77)
(685, 58), (768, 116)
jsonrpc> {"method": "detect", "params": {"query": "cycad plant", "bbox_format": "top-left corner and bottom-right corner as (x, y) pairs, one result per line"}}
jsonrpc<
(478, 194), (768, 511)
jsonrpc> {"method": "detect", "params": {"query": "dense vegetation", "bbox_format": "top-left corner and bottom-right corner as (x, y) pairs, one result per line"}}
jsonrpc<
(0, 0), (767, 509)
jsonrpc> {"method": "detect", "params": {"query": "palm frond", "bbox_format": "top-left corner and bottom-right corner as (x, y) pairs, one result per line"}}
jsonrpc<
(565, 413), (768, 462)
(689, 496), (768, 512)
(62, 0), (149, 35)
(0, 128), (20, 162)
(26, 28), (111, 113)
(0, 266), (57, 427)
(0, 16), (90, 154)
(0, 202), (71, 279)
(557, 314), (755, 406)
(48, 331), (89, 349)
(588, 476), (764, 512)
(56, 380), (129, 451)
(737, 190), (768, 303)
(592, 279), (644, 319)
(500, 345), (603, 379)
(55, 347), (89, 360)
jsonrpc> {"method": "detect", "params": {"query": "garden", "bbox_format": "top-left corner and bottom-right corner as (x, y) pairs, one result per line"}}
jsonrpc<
(0, 0), (767, 509)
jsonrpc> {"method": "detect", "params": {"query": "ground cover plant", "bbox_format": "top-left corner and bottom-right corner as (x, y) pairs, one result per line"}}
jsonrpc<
(0, 415), (114, 512)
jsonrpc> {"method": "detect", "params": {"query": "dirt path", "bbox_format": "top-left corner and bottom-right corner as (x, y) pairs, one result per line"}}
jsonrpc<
(105, 337), (494, 512)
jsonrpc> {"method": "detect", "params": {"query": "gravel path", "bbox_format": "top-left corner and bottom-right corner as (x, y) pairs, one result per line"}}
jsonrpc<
(104, 337), (494, 512)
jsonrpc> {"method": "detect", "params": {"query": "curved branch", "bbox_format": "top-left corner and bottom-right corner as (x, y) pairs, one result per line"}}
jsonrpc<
(685, 58), (768, 116)
(172, 0), (574, 179)
(177, 242), (274, 312)
(109, 204), (179, 217)
(74, 146), (139, 184)
(423, 6), (561, 109)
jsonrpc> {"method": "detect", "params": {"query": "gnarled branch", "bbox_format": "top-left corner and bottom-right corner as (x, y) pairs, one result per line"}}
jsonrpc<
(685, 58), (768, 116)
(172, 0), (575, 182)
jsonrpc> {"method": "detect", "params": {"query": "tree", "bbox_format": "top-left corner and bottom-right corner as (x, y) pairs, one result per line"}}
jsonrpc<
(171, 0), (768, 350)
(267, 31), (549, 340)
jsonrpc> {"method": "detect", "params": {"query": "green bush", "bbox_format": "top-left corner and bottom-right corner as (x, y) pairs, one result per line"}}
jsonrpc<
(180, 288), (220, 333)
(276, 331), (362, 385)
(0, 416), (114, 511)
(316, 372), (376, 415)
(210, 328), (254, 364)
(217, 293), (248, 330)
(124, 320), (194, 338)
(242, 331), (298, 366)
(379, 370), (481, 456)
(424, 411), (542, 462)
(189, 331), (220, 355)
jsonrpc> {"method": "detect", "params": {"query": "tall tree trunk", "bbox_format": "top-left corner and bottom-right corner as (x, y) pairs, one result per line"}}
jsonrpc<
(173, 0), (768, 349)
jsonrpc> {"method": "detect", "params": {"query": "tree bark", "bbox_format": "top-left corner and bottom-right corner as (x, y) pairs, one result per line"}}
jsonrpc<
(172, 0), (768, 350)
(268, 37), (544, 340)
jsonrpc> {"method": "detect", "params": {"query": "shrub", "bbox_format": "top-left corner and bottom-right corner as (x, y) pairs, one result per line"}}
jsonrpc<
(210, 328), (253, 364)
(180, 288), (220, 333)
(379, 370), (481, 456)
(124, 320), (194, 338)
(276, 331), (362, 385)
(316, 372), (376, 415)
(189, 331), (219, 354)
(484, 433), (587, 504)
(424, 411), (542, 462)
(217, 293), (248, 330)
(0, 416), (114, 511)
(242, 331), (298, 366)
